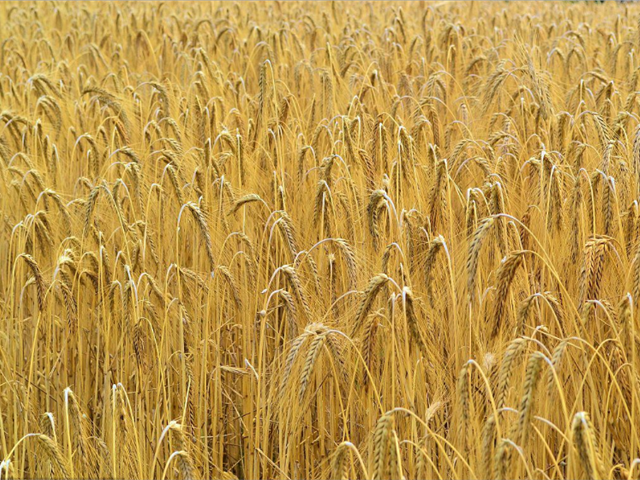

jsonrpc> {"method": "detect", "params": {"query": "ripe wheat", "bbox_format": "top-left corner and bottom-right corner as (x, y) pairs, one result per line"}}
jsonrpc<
(1, 2), (640, 479)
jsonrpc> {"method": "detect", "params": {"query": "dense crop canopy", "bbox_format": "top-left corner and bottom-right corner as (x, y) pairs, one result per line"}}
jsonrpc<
(1, 2), (640, 479)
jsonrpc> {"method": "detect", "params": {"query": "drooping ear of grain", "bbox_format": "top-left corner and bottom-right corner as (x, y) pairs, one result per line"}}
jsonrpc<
(579, 236), (611, 304)
(169, 424), (200, 480)
(497, 337), (526, 409)
(512, 351), (544, 444)
(571, 412), (605, 480)
(491, 250), (525, 338)
(467, 217), (495, 301)
(352, 273), (389, 337)
(33, 434), (72, 479)
(371, 413), (403, 480)
(331, 442), (351, 480)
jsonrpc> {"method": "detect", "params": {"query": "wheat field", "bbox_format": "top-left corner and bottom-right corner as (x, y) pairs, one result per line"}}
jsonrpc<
(2, 1), (640, 479)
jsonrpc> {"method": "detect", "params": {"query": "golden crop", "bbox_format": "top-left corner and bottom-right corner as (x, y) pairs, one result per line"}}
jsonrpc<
(1, 1), (639, 479)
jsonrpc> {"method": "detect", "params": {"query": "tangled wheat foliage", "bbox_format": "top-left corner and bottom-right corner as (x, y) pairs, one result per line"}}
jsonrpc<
(2, 1), (640, 479)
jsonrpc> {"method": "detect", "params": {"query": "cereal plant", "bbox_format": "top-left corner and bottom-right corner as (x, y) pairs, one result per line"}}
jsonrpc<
(1, 2), (640, 479)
